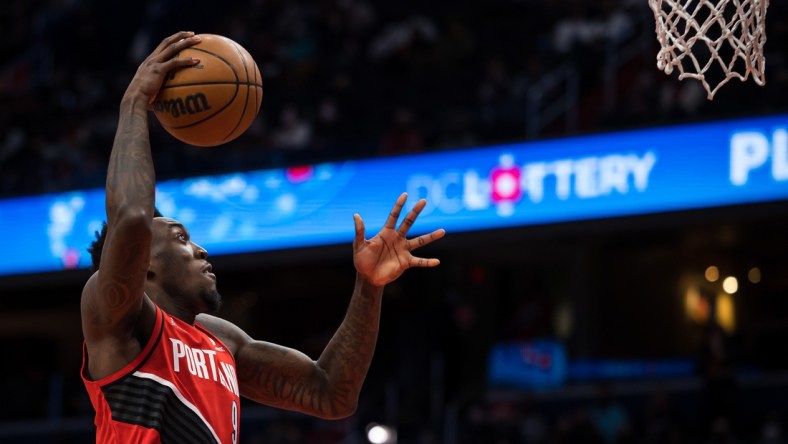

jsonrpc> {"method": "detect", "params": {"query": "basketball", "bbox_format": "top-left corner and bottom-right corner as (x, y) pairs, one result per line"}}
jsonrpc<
(152, 34), (263, 147)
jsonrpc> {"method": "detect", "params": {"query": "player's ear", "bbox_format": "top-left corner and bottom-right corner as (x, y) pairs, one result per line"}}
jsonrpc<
(147, 256), (158, 281)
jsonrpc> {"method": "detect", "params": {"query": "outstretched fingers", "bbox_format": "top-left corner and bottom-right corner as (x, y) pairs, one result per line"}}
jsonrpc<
(407, 228), (446, 251)
(353, 214), (366, 248)
(397, 198), (427, 236)
(384, 193), (408, 230)
(409, 256), (441, 268)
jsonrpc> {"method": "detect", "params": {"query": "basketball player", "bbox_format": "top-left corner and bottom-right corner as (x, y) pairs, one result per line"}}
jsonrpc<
(80, 31), (445, 443)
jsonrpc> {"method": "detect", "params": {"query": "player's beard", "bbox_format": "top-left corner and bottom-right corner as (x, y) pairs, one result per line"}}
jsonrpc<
(201, 288), (223, 314)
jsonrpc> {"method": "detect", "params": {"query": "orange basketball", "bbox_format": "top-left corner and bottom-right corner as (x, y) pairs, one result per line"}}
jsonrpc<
(152, 34), (263, 147)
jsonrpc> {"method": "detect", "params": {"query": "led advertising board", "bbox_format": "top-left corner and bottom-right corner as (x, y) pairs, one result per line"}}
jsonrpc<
(1, 114), (786, 276)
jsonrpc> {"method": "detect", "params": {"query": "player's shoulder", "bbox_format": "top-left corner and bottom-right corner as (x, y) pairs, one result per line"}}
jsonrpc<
(195, 313), (250, 353)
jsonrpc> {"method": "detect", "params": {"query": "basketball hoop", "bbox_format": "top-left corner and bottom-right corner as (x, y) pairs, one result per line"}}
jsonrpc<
(649, 0), (769, 100)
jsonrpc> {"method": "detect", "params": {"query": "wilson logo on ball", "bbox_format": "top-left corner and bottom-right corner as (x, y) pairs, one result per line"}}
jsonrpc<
(153, 93), (212, 118)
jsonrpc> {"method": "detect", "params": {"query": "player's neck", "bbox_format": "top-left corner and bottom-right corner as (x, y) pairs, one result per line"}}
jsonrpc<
(146, 289), (197, 325)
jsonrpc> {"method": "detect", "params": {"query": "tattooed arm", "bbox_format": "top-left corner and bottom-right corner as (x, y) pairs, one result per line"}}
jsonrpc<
(80, 32), (201, 380)
(196, 275), (384, 419)
(198, 194), (445, 419)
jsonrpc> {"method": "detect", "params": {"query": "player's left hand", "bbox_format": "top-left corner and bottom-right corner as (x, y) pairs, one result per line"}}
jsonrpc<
(353, 193), (445, 286)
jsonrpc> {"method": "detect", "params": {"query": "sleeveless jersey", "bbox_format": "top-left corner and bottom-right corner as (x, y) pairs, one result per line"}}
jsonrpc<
(81, 305), (241, 444)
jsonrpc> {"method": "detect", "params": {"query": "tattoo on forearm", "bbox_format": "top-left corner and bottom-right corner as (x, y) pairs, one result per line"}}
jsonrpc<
(237, 347), (336, 415)
(106, 106), (155, 218)
(317, 277), (382, 414)
(237, 276), (383, 417)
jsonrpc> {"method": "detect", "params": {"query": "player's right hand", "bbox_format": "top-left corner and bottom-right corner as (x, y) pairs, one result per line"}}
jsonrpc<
(124, 31), (201, 105)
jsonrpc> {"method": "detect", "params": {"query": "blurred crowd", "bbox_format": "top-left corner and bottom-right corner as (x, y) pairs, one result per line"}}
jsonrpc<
(2, 0), (786, 198)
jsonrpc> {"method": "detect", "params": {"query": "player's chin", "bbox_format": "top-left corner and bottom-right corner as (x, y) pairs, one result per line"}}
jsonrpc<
(201, 288), (223, 314)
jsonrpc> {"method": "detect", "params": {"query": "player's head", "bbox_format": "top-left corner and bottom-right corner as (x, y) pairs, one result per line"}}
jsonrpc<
(147, 217), (222, 314)
(87, 210), (222, 314)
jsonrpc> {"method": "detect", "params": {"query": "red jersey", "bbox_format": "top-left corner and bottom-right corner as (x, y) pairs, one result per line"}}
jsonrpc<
(81, 305), (241, 443)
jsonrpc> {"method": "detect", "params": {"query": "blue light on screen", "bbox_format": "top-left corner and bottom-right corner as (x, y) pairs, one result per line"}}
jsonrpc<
(1, 114), (787, 276)
(487, 340), (695, 389)
(488, 340), (568, 389)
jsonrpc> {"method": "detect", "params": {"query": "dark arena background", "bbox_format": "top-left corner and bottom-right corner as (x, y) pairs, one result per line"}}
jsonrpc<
(2, 0), (788, 443)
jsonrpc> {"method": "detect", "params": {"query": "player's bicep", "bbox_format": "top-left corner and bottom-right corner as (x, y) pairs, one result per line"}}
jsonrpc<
(197, 315), (338, 417)
(235, 339), (335, 415)
(83, 217), (151, 336)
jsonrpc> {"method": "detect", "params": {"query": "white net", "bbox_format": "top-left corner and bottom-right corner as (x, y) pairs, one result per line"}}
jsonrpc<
(649, 0), (769, 99)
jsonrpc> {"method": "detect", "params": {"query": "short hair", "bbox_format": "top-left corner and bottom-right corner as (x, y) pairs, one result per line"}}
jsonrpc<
(88, 208), (163, 272)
